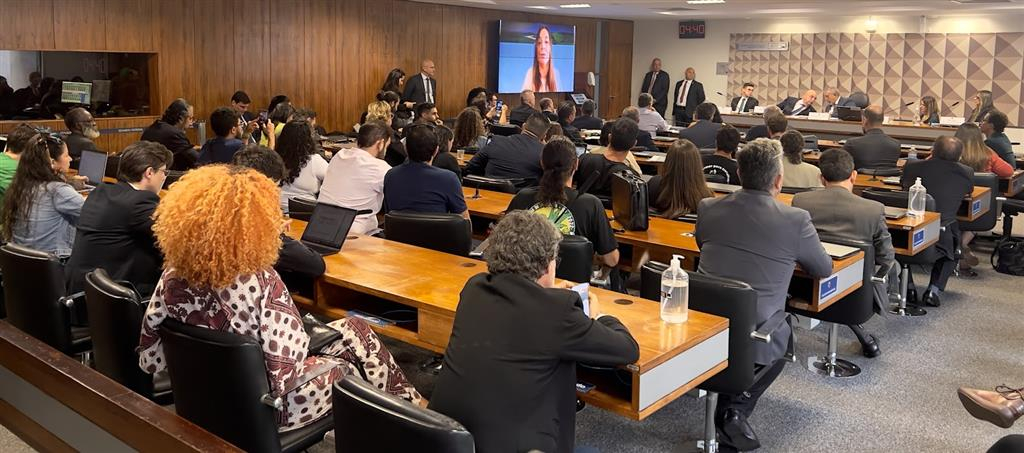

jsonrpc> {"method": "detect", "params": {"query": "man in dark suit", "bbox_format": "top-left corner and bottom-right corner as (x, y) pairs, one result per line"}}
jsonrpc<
(671, 67), (705, 126)
(793, 148), (895, 358)
(556, 101), (582, 142)
(696, 137), (833, 451)
(465, 113), (549, 185)
(63, 107), (100, 166)
(401, 59), (437, 106)
(677, 103), (722, 149)
(901, 136), (974, 307)
(571, 99), (603, 131)
(730, 82), (759, 113)
(843, 105), (901, 169)
(231, 90), (260, 144)
(743, 106), (785, 141)
(141, 99), (199, 171)
(620, 106), (657, 151)
(429, 210), (639, 453)
(821, 87), (856, 118)
(777, 89), (818, 116)
(509, 89), (540, 127)
(65, 141), (173, 296)
(640, 58), (670, 117)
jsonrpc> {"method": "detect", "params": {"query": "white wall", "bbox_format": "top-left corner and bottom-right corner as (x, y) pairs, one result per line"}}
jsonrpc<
(631, 14), (1024, 123)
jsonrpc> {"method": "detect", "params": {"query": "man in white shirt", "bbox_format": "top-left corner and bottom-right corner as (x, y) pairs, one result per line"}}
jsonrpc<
(636, 93), (670, 135)
(317, 121), (392, 235)
(777, 90), (817, 116)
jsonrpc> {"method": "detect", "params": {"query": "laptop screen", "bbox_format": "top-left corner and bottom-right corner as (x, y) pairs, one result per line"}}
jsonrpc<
(301, 203), (358, 249)
(79, 150), (108, 186)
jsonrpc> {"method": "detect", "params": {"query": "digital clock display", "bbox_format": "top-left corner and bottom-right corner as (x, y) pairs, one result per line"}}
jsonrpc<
(679, 20), (706, 39)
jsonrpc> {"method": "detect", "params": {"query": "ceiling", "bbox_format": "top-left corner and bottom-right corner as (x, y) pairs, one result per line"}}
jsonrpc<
(411, 0), (1024, 19)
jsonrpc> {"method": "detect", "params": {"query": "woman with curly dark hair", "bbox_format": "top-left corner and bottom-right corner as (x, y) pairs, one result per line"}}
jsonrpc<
(452, 107), (487, 151)
(276, 120), (328, 210)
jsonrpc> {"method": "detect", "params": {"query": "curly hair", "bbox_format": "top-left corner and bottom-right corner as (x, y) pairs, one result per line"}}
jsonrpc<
(275, 120), (316, 185)
(153, 165), (283, 289)
(1, 134), (66, 241)
(452, 107), (484, 150)
(484, 210), (561, 281)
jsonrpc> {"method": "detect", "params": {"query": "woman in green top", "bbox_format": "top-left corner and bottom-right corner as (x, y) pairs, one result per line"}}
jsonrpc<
(0, 124), (39, 207)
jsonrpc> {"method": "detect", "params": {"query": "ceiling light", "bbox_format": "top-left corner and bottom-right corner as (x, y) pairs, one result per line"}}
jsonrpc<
(525, 5), (552, 9)
(865, 16), (878, 33)
(658, 11), (680, 15)
(686, 0), (725, 4)
(559, 3), (591, 8)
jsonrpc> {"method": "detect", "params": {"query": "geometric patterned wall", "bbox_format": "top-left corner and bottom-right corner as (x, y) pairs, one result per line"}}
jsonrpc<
(728, 33), (1024, 125)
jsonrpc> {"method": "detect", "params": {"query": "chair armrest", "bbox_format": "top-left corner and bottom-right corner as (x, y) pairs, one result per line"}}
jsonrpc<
(59, 291), (86, 308)
(260, 394), (284, 410)
(871, 261), (895, 284)
(940, 218), (957, 231)
(750, 310), (788, 344)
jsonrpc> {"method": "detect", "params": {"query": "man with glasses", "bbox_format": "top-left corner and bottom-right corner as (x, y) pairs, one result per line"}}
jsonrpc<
(64, 141), (173, 296)
(64, 107), (101, 166)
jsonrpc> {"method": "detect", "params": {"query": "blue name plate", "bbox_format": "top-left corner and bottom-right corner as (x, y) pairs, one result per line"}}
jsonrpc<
(819, 275), (838, 299)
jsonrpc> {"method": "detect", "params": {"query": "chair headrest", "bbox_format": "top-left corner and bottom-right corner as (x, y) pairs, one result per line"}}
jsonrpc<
(385, 211), (468, 224)
(85, 268), (140, 302)
(335, 376), (469, 432)
(160, 318), (258, 348)
(858, 167), (901, 177)
(1, 243), (57, 261)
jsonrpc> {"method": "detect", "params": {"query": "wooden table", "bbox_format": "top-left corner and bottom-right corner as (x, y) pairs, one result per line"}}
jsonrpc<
(461, 187), (864, 312)
(721, 113), (957, 144)
(287, 222), (730, 421)
(852, 174), (992, 221)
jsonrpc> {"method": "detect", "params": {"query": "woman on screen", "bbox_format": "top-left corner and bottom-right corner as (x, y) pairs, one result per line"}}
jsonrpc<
(522, 26), (559, 93)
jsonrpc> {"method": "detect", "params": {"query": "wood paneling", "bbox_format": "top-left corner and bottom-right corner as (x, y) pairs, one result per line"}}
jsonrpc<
(601, 20), (635, 118)
(0, 0), (633, 133)
(0, 116), (158, 154)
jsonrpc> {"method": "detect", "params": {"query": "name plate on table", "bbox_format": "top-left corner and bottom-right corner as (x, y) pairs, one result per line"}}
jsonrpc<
(719, 106), (733, 114)
(753, 106), (766, 114)
(972, 199), (982, 216)
(808, 112), (831, 121)
(913, 229), (926, 248)
(940, 116), (965, 126)
(819, 276), (839, 299)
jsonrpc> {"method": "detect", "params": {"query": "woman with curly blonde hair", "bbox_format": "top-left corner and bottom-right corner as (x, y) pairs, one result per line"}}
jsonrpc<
(137, 165), (421, 432)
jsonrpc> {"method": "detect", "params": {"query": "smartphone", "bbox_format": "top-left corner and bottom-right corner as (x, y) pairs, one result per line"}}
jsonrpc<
(572, 282), (590, 317)
(258, 110), (268, 124)
(495, 100), (504, 117)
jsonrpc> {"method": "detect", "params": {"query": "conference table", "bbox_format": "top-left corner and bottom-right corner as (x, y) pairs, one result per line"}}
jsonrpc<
(720, 112), (959, 144)
(286, 221), (729, 421)
(850, 173), (992, 222)
(461, 187), (865, 313)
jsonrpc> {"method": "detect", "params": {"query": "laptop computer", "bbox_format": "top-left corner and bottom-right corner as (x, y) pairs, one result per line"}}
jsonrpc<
(822, 242), (860, 260)
(299, 203), (358, 256)
(884, 206), (907, 220)
(837, 106), (862, 122)
(78, 149), (108, 191)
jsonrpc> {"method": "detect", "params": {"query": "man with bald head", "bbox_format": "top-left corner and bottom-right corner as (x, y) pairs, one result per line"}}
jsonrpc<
(402, 59), (438, 106)
(672, 67), (705, 126)
(822, 87), (855, 117)
(843, 104), (901, 169)
(509, 89), (540, 126)
(64, 107), (101, 165)
(777, 89), (817, 116)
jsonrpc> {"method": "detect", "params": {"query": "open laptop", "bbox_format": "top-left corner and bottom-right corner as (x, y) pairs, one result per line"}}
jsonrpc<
(78, 149), (108, 192)
(883, 206), (907, 220)
(299, 203), (358, 256)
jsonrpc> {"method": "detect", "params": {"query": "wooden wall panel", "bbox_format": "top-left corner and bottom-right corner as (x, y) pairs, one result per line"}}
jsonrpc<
(601, 20), (635, 117)
(1, 0), (633, 132)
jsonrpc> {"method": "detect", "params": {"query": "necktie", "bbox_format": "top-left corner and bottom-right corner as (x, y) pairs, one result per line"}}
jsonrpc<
(678, 81), (689, 105)
(648, 72), (656, 94)
(738, 97), (746, 112)
(425, 77), (433, 104)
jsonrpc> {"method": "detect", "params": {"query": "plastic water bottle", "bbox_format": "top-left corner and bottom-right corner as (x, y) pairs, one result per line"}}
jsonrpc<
(908, 145), (918, 160)
(908, 177), (927, 217)
(660, 254), (689, 324)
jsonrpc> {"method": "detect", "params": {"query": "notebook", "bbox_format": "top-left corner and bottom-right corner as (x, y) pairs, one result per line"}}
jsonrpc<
(882, 176), (901, 186)
(300, 203), (358, 256)
(78, 149), (108, 191)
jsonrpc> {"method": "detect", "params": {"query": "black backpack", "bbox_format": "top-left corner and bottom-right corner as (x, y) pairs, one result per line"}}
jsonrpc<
(991, 237), (1024, 276)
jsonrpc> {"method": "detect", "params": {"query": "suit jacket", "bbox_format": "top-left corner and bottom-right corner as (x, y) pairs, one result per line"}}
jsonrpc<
(429, 273), (639, 453)
(696, 190), (833, 364)
(65, 182), (162, 296)
(823, 96), (856, 117)
(571, 115), (603, 131)
(901, 159), (974, 223)
(401, 73), (437, 105)
(64, 132), (98, 163)
(730, 96), (759, 113)
(792, 187), (896, 311)
(676, 119), (721, 149)
(140, 120), (197, 171)
(276, 234), (326, 296)
(640, 70), (670, 115)
(672, 79), (705, 123)
(744, 124), (770, 141)
(635, 130), (658, 151)
(509, 104), (539, 126)
(843, 128), (901, 169)
(464, 133), (544, 184)
(777, 97), (815, 116)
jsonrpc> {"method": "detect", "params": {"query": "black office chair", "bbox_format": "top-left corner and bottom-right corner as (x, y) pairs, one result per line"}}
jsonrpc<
(862, 188), (946, 316)
(780, 186), (818, 195)
(161, 170), (185, 190)
(159, 319), (333, 453)
(462, 175), (521, 194)
(84, 269), (172, 404)
(699, 148), (716, 157)
(1000, 198), (1024, 239)
(803, 134), (819, 151)
(384, 212), (473, 257)
(104, 153), (120, 179)
(557, 235), (594, 284)
(332, 377), (474, 453)
(859, 168), (902, 180)
(703, 173), (727, 184)
(490, 124), (520, 137)
(787, 236), (878, 378)
(287, 196), (318, 221)
(0, 244), (91, 359)
(640, 264), (777, 453)
(849, 91), (870, 109)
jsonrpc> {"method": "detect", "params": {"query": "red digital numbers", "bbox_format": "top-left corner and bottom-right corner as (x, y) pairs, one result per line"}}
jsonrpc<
(679, 21), (705, 39)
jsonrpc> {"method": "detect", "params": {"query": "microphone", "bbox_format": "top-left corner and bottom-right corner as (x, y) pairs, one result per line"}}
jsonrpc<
(945, 101), (960, 115)
(883, 101), (915, 116)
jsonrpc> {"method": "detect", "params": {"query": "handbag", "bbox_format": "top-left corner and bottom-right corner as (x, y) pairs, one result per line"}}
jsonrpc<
(610, 170), (649, 231)
(991, 237), (1024, 276)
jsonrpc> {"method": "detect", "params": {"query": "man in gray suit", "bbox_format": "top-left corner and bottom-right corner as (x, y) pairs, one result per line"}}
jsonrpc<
(822, 87), (856, 117)
(792, 148), (896, 359)
(696, 138), (833, 452)
(843, 105), (901, 169)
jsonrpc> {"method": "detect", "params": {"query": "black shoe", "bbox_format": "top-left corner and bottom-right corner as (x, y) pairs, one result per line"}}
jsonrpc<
(907, 288), (918, 305)
(861, 335), (881, 358)
(718, 409), (760, 452)
(922, 290), (941, 307)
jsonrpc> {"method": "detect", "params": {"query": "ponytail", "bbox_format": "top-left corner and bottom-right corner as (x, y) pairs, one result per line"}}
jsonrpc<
(537, 138), (576, 206)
